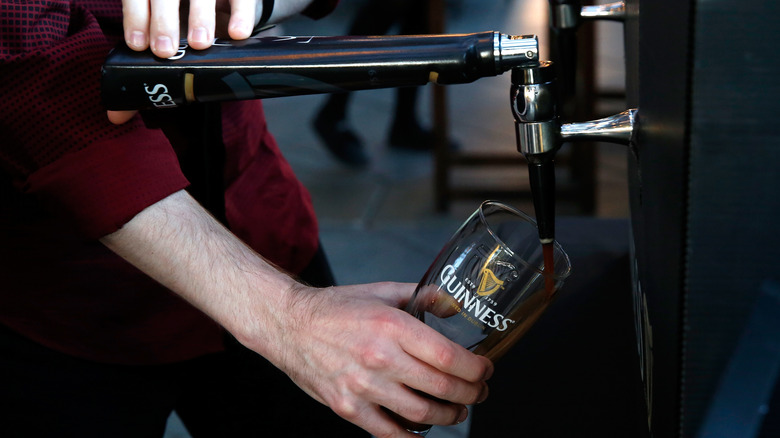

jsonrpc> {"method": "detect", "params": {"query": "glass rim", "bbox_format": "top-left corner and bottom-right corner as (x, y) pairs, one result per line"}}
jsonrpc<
(477, 200), (572, 281)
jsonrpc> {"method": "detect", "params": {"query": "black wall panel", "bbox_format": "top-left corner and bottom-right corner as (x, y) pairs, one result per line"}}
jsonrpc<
(626, 0), (780, 436)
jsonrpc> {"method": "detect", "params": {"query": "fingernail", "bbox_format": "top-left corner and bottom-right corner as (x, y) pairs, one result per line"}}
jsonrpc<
(230, 19), (249, 36)
(482, 363), (494, 381)
(129, 31), (146, 48)
(456, 406), (469, 424)
(477, 383), (489, 404)
(154, 36), (173, 55)
(191, 27), (208, 44)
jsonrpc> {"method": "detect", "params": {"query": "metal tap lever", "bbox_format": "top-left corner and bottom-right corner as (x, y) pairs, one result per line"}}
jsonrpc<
(547, 1), (626, 105)
(561, 109), (637, 145)
(550, 0), (627, 30)
(580, 2), (627, 22)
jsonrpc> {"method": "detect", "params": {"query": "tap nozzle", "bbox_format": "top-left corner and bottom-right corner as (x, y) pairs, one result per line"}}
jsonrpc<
(511, 62), (560, 243)
(511, 59), (637, 245)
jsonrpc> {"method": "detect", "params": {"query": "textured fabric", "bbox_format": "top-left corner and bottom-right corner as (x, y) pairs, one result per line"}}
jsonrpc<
(0, 1), (183, 238)
(0, 0), (333, 364)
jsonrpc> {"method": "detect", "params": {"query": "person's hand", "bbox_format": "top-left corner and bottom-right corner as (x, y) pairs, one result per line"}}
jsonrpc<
(101, 191), (492, 437)
(121, 0), (261, 59)
(107, 0), (260, 125)
(244, 282), (493, 437)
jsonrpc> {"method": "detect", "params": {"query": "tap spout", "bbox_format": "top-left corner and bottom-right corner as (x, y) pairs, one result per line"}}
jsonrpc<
(580, 2), (627, 22)
(550, 1), (626, 30)
(560, 108), (637, 145)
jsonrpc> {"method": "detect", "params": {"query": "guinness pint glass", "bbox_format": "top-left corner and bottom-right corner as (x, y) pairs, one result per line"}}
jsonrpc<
(398, 200), (572, 435)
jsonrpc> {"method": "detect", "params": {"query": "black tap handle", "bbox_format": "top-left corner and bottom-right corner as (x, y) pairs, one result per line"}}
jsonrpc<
(528, 158), (556, 244)
(548, 0), (582, 28)
(548, 0), (581, 104)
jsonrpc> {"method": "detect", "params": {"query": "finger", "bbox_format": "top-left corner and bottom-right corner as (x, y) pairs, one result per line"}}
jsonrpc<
(187, 0), (216, 50)
(352, 405), (423, 438)
(400, 321), (494, 384)
(410, 365), (490, 407)
(350, 334), (485, 422)
(107, 110), (139, 125)
(149, 0), (181, 58)
(122, 0), (150, 51)
(362, 282), (418, 308)
(227, 0), (257, 40)
(323, 390), (414, 438)
(380, 385), (472, 429)
(393, 354), (490, 407)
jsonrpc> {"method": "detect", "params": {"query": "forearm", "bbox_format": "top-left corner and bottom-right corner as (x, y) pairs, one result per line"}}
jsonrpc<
(99, 189), (296, 353)
(99, 190), (492, 437)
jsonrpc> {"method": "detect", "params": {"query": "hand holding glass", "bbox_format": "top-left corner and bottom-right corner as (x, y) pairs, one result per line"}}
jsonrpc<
(395, 201), (571, 435)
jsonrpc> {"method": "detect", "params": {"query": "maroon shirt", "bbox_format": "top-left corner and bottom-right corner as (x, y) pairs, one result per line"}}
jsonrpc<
(0, 0), (336, 364)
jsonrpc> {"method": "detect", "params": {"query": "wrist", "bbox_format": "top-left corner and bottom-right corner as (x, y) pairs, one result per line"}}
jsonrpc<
(232, 277), (318, 366)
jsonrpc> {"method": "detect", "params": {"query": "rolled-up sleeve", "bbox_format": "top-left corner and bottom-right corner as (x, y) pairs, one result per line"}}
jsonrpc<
(0, 1), (189, 239)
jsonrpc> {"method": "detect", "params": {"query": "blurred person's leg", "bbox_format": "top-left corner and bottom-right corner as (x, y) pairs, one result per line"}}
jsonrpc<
(314, 0), (436, 164)
(388, 0), (439, 150)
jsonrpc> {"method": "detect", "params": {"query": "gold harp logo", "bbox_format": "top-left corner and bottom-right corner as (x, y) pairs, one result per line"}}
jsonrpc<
(477, 267), (504, 296)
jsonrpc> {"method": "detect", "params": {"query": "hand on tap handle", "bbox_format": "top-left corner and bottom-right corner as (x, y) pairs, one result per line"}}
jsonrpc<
(101, 32), (539, 111)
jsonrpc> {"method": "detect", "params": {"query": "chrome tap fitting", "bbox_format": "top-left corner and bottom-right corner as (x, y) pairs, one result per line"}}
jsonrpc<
(561, 109), (637, 145)
(511, 61), (637, 244)
(512, 61), (560, 158)
(550, 1), (627, 30)
(512, 62), (637, 155)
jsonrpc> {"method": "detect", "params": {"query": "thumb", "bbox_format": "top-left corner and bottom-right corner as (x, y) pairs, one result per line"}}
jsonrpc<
(107, 110), (138, 125)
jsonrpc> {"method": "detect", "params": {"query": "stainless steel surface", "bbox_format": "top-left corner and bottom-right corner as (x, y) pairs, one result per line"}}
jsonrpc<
(561, 108), (637, 145)
(495, 33), (540, 72)
(580, 1), (627, 22)
(511, 62), (559, 156)
(516, 121), (561, 155)
(512, 80), (557, 121)
(510, 60), (556, 125)
(551, 1), (626, 30)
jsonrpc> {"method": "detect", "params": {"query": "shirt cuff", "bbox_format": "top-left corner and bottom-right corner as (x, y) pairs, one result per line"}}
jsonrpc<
(25, 121), (189, 239)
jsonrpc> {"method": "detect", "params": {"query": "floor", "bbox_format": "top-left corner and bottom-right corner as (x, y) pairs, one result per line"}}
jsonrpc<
(165, 0), (630, 436)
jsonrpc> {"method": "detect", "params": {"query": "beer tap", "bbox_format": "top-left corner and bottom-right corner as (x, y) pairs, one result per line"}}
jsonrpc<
(548, 0), (627, 106)
(520, 1), (630, 245)
(550, 0), (627, 28)
(511, 61), (636, 244)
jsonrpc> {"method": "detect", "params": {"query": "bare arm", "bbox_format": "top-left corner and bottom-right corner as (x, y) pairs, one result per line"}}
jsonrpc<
(100, 190), (492, 437)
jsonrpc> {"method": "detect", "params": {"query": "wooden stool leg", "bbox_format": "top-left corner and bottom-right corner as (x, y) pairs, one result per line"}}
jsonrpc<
(429, 0), (451, 212)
